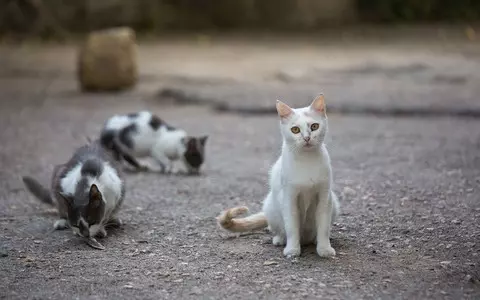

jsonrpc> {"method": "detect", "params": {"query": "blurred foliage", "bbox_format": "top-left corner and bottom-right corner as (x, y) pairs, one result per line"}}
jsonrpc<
(357, 0), (480, 22)
(1, 0), (479, 40)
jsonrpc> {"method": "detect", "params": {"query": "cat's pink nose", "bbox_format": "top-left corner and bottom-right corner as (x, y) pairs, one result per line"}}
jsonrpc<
(304, 137), (310, 142)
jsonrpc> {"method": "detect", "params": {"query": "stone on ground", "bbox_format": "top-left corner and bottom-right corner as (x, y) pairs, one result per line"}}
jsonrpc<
(77, 27), (138, 92)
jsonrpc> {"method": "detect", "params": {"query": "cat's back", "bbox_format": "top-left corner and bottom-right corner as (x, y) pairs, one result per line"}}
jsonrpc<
(155, 126), (187, 147)
(72, 140), (120, 168)
(104, 111), (152, 131)
(57, 141), (123, 197)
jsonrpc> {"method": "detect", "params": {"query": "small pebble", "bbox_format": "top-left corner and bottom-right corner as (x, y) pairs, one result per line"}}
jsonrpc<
(343, 187), (356, 197)
(263, 260), (278, 266)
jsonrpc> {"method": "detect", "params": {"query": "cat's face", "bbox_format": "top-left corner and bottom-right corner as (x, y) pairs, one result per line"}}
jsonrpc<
(182, 136), (208, 173)
(60, 184), (105, 238)
(277, 95), (327, 151)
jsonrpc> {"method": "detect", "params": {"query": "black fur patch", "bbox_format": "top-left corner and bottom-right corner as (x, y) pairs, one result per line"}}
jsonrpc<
(127, 112), (138, 118)
(81, 159), (104, 177)
(100, 130), (115, 149)
(149, 115), (163, 130)
(119, 124), (137, 149)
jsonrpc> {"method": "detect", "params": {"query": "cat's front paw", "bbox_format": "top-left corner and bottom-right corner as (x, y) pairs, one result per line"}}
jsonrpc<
(96, 227), (107, 238)
(283, 245), (301, 258)
(316, 245), (336, 258)
(170, 166), (182, 175)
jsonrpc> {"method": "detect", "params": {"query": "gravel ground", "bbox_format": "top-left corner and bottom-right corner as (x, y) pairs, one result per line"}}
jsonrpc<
(1, 34), (480, 299)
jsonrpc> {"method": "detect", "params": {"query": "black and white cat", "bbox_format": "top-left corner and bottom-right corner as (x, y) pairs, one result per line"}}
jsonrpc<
(22, 139), (125, 249)
(100, 111), (208, 175)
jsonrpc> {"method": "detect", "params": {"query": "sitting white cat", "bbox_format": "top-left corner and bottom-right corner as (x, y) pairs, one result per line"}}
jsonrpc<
(217, 95), (340, 258)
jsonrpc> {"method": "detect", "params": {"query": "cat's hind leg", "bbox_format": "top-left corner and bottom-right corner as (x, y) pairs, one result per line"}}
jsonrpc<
(263, 192), (287, 247)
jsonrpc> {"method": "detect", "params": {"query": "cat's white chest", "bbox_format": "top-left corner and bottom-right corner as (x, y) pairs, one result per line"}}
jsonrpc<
(286, 155), (329, 189)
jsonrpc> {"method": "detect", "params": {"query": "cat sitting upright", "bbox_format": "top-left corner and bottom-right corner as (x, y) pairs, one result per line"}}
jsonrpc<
(100, 111), (208, 175)
(217, 95), (340, 258)
(22, 139), (125, 250)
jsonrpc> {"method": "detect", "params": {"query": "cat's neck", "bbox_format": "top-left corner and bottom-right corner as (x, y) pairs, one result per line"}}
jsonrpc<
(281, 141), (326, 159)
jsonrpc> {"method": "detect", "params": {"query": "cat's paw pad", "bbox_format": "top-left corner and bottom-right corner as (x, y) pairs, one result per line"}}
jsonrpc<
(283, 246), (301, 258)
(273, 235), (286, 246)
(53, 219), (68, 230)
(316, 245), (336, 258)
(96, 227), (107, 238)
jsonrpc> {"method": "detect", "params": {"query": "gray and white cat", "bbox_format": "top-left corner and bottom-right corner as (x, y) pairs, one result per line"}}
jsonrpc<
(217, 95), (340, 258)
(100, 111), (208, 175)
(22, 139), (125, 249)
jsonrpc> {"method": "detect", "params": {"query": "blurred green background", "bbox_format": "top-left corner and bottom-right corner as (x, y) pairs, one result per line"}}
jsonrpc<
(1, 0), (479, 40)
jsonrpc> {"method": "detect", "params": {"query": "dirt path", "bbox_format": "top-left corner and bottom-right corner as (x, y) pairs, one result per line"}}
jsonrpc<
(0, 34), (479, 299)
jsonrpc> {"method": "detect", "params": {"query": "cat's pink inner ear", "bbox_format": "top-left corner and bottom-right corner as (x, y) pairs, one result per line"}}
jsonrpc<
(276, 100), (293, 119)
(310, 94), (326, 114)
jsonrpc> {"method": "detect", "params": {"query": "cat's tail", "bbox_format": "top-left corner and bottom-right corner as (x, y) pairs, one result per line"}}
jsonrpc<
(217, 206), (268, 232)
(21, 176), (54, 206)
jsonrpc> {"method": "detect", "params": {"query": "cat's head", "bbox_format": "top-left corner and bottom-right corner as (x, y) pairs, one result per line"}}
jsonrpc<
(276, 94), (328, 151)
(182, 135), (208, 173)
(60, 184), (105, 238)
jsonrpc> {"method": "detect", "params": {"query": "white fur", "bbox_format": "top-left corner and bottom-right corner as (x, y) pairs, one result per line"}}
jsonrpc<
(150, 128), (188, 173)
(60, 164), (82, 196)
(262, 96), (340, 258)
(89, 163), (123, 217)
(59, 161), (123, 237)
(105, 111), (151, 131)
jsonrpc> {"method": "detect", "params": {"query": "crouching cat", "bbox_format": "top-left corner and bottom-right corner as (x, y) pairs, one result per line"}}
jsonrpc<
(217, 95), (340, 258)
(22, 140), (125, 249)
(100, 111), (208, 175)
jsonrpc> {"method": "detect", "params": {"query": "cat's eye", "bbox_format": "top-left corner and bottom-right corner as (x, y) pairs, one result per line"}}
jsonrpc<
(310, 123), (319, 131)
(291, 126), (300, 134)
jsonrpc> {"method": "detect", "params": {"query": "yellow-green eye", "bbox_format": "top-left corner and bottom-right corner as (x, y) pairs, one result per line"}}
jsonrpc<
(310, 123), (319, 131)
(291, 126), (300, 134)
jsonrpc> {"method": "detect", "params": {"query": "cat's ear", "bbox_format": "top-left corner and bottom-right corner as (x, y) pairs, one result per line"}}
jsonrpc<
(88, 184), (103, 208)
(199, 135), (208, 146)
(309, 94), (326, 115)
(276, 100), (294, 120)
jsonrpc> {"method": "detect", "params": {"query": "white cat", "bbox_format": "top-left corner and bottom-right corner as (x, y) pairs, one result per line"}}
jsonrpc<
(217, 95), (340, 258)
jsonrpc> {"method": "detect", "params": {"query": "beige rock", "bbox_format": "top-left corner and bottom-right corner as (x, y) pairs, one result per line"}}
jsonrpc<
(77, 27), (138, 91)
